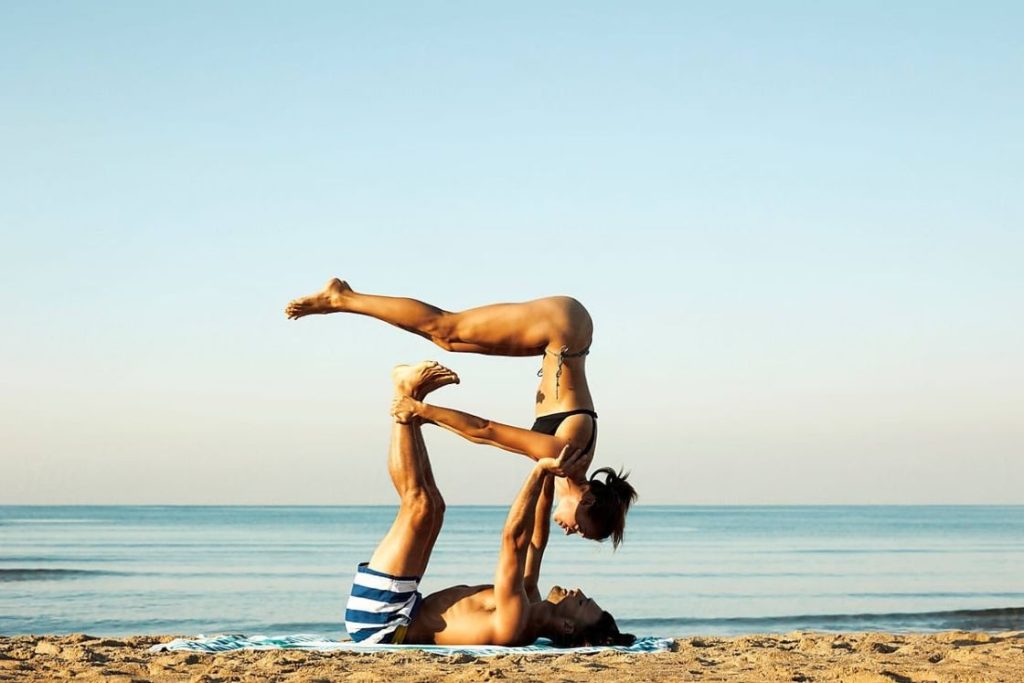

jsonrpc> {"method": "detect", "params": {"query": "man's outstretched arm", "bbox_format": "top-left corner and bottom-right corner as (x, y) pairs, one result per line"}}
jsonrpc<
(523, 474), (555, 603)
(492, 447), (585, 643)
(491, 463), (549, 644)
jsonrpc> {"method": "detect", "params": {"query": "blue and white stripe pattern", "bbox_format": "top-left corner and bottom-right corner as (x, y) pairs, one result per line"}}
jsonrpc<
(344, 562), (422, 644)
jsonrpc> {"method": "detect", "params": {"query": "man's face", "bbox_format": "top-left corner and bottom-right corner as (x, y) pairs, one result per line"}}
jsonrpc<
(547, 585), (605, 626)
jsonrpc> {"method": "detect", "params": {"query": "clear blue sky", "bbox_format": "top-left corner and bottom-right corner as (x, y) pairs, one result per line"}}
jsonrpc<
(2, 2), (1021, 504)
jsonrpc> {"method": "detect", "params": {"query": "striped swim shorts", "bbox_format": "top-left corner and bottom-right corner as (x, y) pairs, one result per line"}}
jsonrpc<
(344, 562), (423, 644)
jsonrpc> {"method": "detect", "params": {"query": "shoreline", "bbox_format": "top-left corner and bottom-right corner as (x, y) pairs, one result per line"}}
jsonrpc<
(2, 631), (1021, 682)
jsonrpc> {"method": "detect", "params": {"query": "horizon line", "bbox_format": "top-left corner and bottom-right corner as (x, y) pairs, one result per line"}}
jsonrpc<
(2, 503), (1022, 508)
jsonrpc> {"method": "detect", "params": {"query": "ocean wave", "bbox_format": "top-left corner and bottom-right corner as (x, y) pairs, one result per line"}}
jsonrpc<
(0, 556), (107, 563)
(1, 519), (106, 524)
(755, 547), (1022, 555)
(0, 616), (349, 638)
(0, 568), (130, 582)
(619, 606), (1024, 633)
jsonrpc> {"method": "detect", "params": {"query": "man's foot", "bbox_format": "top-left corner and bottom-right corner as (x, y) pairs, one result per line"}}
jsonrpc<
(416, 365), (460, 399)
(392, 361), (459, 400)
(285, 278), (352, 319)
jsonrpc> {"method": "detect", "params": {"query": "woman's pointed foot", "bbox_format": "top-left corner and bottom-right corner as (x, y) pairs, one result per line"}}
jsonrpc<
(285, 278), (352, 319)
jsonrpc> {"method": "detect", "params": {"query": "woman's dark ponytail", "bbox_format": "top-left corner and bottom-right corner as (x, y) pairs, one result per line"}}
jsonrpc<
(576, 467), (637, 548)
(590, 467), (637, 503)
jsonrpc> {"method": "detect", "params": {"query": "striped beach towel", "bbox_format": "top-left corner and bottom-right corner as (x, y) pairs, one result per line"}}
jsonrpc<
(149, 634), (674, 656)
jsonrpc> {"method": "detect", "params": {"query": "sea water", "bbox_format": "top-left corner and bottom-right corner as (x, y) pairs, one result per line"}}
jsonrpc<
(1, 506), (1022, 637)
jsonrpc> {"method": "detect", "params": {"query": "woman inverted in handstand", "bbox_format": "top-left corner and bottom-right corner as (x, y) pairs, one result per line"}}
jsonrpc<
(285, 278), (637, 546)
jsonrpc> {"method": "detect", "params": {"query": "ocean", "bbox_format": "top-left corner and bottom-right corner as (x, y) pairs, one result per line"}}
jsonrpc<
(1, 506), (1022, 638)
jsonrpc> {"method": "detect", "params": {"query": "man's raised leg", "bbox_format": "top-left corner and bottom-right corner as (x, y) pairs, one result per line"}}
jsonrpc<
(366, 362), (458, 578)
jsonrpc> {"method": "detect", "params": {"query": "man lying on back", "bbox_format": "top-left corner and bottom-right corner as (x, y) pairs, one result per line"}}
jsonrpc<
(343, 361), (634, 647)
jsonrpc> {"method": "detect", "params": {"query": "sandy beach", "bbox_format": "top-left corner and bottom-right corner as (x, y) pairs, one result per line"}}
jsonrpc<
(0, 631), (1020, 682)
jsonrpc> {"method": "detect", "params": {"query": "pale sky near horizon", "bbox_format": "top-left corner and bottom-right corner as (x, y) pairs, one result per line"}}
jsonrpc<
(2, 2), (1021, 505)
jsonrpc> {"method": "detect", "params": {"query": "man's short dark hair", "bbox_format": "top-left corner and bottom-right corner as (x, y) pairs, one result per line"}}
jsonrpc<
(552, 611), (636, 648)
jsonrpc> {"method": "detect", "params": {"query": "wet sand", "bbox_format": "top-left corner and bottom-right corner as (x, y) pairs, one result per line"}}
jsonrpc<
(1, 631), (1022, 682)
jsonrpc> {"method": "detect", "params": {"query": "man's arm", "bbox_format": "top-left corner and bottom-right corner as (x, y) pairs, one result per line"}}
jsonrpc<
(392, 397), (566, 461)
(491, 446), (583, 643)
(491, 463), (550, 644)
(523, 474), (555, 603)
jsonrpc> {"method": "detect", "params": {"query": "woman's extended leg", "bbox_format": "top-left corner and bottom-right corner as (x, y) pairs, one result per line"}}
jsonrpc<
(366, 362), (458, 577)
(286, 278), (592, 357)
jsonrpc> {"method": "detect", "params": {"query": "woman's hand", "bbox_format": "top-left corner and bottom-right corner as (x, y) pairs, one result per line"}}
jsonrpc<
(390, 396), (423, 424)
(537, 444), (587, 480)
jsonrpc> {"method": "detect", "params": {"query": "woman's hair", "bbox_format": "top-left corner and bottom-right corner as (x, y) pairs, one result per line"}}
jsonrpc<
(551, 611), (636, 648)
(574, 467), (637, 548)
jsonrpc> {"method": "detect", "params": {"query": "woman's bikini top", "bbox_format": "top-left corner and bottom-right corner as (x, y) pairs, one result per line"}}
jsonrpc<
(530, 409), (598, 455)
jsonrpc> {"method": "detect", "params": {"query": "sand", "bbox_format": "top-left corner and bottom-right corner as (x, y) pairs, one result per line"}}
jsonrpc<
(0, 631), (1021, 682)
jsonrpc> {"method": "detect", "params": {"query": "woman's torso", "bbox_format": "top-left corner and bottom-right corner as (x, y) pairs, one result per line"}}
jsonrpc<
(532, 297), (596, 454)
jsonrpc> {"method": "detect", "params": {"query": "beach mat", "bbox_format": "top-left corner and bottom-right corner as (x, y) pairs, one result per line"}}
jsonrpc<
(149, 633), (673, 656)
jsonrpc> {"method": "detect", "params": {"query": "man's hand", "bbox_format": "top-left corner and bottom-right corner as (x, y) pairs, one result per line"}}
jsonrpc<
(390, 395), (422, 423)
(537, 444), (587, 480)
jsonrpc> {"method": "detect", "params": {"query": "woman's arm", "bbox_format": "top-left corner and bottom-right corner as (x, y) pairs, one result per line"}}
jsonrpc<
(392, 397), (565, 461)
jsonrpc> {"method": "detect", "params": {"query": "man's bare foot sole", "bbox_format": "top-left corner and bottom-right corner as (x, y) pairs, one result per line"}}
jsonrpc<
(392, 361), (459, 399)
(285, 278), (352, 319)
(417, 366), (460, 399)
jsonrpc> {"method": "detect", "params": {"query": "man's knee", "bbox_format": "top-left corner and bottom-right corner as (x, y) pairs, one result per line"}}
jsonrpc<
(401, 488), (440, 530)
(431, 491), (446, 526)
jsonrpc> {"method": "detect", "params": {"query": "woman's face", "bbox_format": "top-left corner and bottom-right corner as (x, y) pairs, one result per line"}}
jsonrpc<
(552, 495), (581, 535)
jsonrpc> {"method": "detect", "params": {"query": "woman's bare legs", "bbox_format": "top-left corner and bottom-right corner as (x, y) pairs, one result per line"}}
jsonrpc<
(367, 362), (458, 578)
(285, 278), (592, 357)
